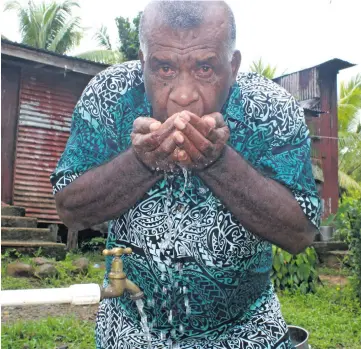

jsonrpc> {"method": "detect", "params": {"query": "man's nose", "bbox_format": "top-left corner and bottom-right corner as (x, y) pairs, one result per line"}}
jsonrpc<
(169, 74), (199, 108)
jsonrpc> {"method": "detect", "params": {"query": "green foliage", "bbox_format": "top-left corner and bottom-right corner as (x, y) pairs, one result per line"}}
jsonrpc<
(279, 284), (361, 349)
(338, 74), (361, 192)
(76, 49), (123, 64)
(4, 0), (83, 54)
(1, 252), (104, 290)
(80, 237), (106, 252)
(249, 58), (279, 79)
(1, 316), (95, 349)
(271, 246), (319, 294)
(332, 191), (361, 242)
(347, 200), (361, 302)
(115, 12), (142, 61)
(76, 12), (142, 64)
(338, 74), (361, 133)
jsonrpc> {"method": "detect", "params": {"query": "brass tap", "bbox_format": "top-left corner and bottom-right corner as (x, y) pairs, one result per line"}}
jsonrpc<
(100, 247), (144, 301)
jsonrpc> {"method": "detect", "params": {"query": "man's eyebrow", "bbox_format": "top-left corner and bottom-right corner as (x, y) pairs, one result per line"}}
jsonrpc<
(195, 54), (219, 64)
(150, 56), (173, 65)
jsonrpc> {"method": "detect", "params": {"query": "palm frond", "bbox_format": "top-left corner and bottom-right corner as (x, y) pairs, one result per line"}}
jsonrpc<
(338, 170), (361, 192)
(76, 49), (123, 65)
(338, 131), (361, 150)
(93, 25), (112, 50)
(338, 74), (361, 132)
(48, 14), (82, 53)
(4, 0), (83, 53)
(249, 58), (277, 79)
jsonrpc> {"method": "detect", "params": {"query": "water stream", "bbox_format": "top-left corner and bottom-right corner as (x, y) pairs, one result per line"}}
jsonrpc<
(135, 169), (193, 348)
(135, 299), (153, 349)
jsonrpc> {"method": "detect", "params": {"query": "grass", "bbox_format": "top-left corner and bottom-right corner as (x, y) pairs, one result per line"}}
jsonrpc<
(2, 253), (361, 349)
(279, 284), (361, 349)
(1, 317), (95, 349)
(1, 251), (104, 290)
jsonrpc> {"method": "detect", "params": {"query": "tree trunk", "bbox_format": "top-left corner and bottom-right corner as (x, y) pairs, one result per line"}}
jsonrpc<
(67, 229), (78, 250)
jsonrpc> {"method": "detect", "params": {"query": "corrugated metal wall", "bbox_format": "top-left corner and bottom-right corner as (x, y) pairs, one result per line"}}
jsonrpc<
(275, 66), (339, 218)
(13, 69), (88, 222)
(274, 68), (320, 101)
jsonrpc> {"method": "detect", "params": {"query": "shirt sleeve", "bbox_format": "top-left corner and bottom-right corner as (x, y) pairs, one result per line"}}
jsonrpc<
(257, 93), (322, 229)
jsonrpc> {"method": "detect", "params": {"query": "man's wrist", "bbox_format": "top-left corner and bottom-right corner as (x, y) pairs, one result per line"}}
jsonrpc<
(130, 147), (159, 177)
(195, 145), (229, 174)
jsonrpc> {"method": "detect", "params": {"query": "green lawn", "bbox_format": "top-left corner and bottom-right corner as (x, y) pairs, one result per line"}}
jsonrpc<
(1, 317), (95, 349)
(279, 284), (361, 349)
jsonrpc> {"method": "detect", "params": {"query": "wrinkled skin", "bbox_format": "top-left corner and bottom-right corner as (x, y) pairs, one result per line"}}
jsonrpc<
(131, 2), (241, 170)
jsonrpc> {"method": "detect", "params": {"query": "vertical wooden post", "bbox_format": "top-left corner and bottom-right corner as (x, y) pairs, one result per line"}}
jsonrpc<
(67, 229), (78, 250)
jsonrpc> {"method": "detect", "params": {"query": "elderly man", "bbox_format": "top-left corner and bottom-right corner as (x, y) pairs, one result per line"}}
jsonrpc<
(51, 1), (320, 348)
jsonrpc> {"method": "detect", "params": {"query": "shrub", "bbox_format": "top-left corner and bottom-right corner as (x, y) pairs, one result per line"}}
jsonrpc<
(332, 191), (361, 242)
(271, 246), (318, 294)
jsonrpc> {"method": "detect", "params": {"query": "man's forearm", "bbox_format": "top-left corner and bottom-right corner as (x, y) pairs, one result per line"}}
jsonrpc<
(197, 146), (316, 254)
(55, 148), (161, 231)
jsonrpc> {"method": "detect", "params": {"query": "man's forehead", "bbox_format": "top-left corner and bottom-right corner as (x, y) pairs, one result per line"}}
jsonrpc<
(148, 49), (222, 63)
(142, 2), (230, 47)
(145, 22), (229, 54)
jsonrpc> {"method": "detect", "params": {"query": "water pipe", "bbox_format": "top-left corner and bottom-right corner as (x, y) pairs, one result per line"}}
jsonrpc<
(1, 247), (143, 307)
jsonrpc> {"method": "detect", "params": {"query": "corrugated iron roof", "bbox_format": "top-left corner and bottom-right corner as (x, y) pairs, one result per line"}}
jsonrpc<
(1, 38), (109, 68)
(274, 58), (355, 80)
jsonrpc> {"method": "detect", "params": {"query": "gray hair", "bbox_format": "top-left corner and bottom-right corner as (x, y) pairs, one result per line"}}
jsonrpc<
(139, 0), (236, 59)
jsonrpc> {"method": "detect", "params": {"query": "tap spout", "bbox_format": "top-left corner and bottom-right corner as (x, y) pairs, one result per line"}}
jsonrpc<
(100, 247), (144, 301)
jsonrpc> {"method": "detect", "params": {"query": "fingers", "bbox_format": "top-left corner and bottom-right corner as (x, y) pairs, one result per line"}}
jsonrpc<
(133, 117), (161, 134)
(208, 125), (230, 144)
(132, 114), (180, 152)
(181, 111), (215, 138)
(174, 119), (214, 157)
(173, 131), (205, 164)
(202, 112), (226, 129)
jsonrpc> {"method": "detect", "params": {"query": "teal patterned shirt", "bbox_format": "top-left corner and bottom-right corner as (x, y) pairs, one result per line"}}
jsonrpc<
(51, 61), (321, 349)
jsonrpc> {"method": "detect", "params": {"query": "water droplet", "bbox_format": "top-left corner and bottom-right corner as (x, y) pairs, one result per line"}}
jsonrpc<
(168, 310), (173, 324)
(180, 167), (188, 197)
(179, 324), (185, 334)
(135, 299), (152, 348)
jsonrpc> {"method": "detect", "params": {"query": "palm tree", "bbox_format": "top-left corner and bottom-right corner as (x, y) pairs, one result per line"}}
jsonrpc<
(4, 0), (82, 54)
(338, 74), (361, 193)
(338, 74), (361, 133)
(76, 25), (123, 65)
(250, 58), (278, 79)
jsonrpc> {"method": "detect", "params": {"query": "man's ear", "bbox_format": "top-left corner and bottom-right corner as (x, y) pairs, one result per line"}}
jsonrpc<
(139, 49), (145, 70)
(231, 50), (241, 82)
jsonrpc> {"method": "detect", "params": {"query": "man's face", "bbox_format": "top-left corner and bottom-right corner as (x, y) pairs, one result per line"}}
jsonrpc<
(140, 9), (241, 122)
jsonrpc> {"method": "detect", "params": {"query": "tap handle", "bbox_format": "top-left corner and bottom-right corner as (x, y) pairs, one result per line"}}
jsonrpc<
(103, 247), (133, 257)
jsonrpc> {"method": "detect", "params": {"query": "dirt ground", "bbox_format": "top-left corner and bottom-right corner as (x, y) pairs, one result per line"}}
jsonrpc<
(319, 274), (349, 287)
(1, 303), (99, 324)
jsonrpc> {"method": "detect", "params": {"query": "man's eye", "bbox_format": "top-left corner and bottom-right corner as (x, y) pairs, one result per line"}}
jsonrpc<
(197, 65), (213, 77)
(159, 66), (175, 77)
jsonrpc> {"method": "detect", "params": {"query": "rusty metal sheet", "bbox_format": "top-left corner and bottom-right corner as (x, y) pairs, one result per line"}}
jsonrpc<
(274, 67), (320, 101)
(13, 69), (88, 223)
(1, 65), (21, 204)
